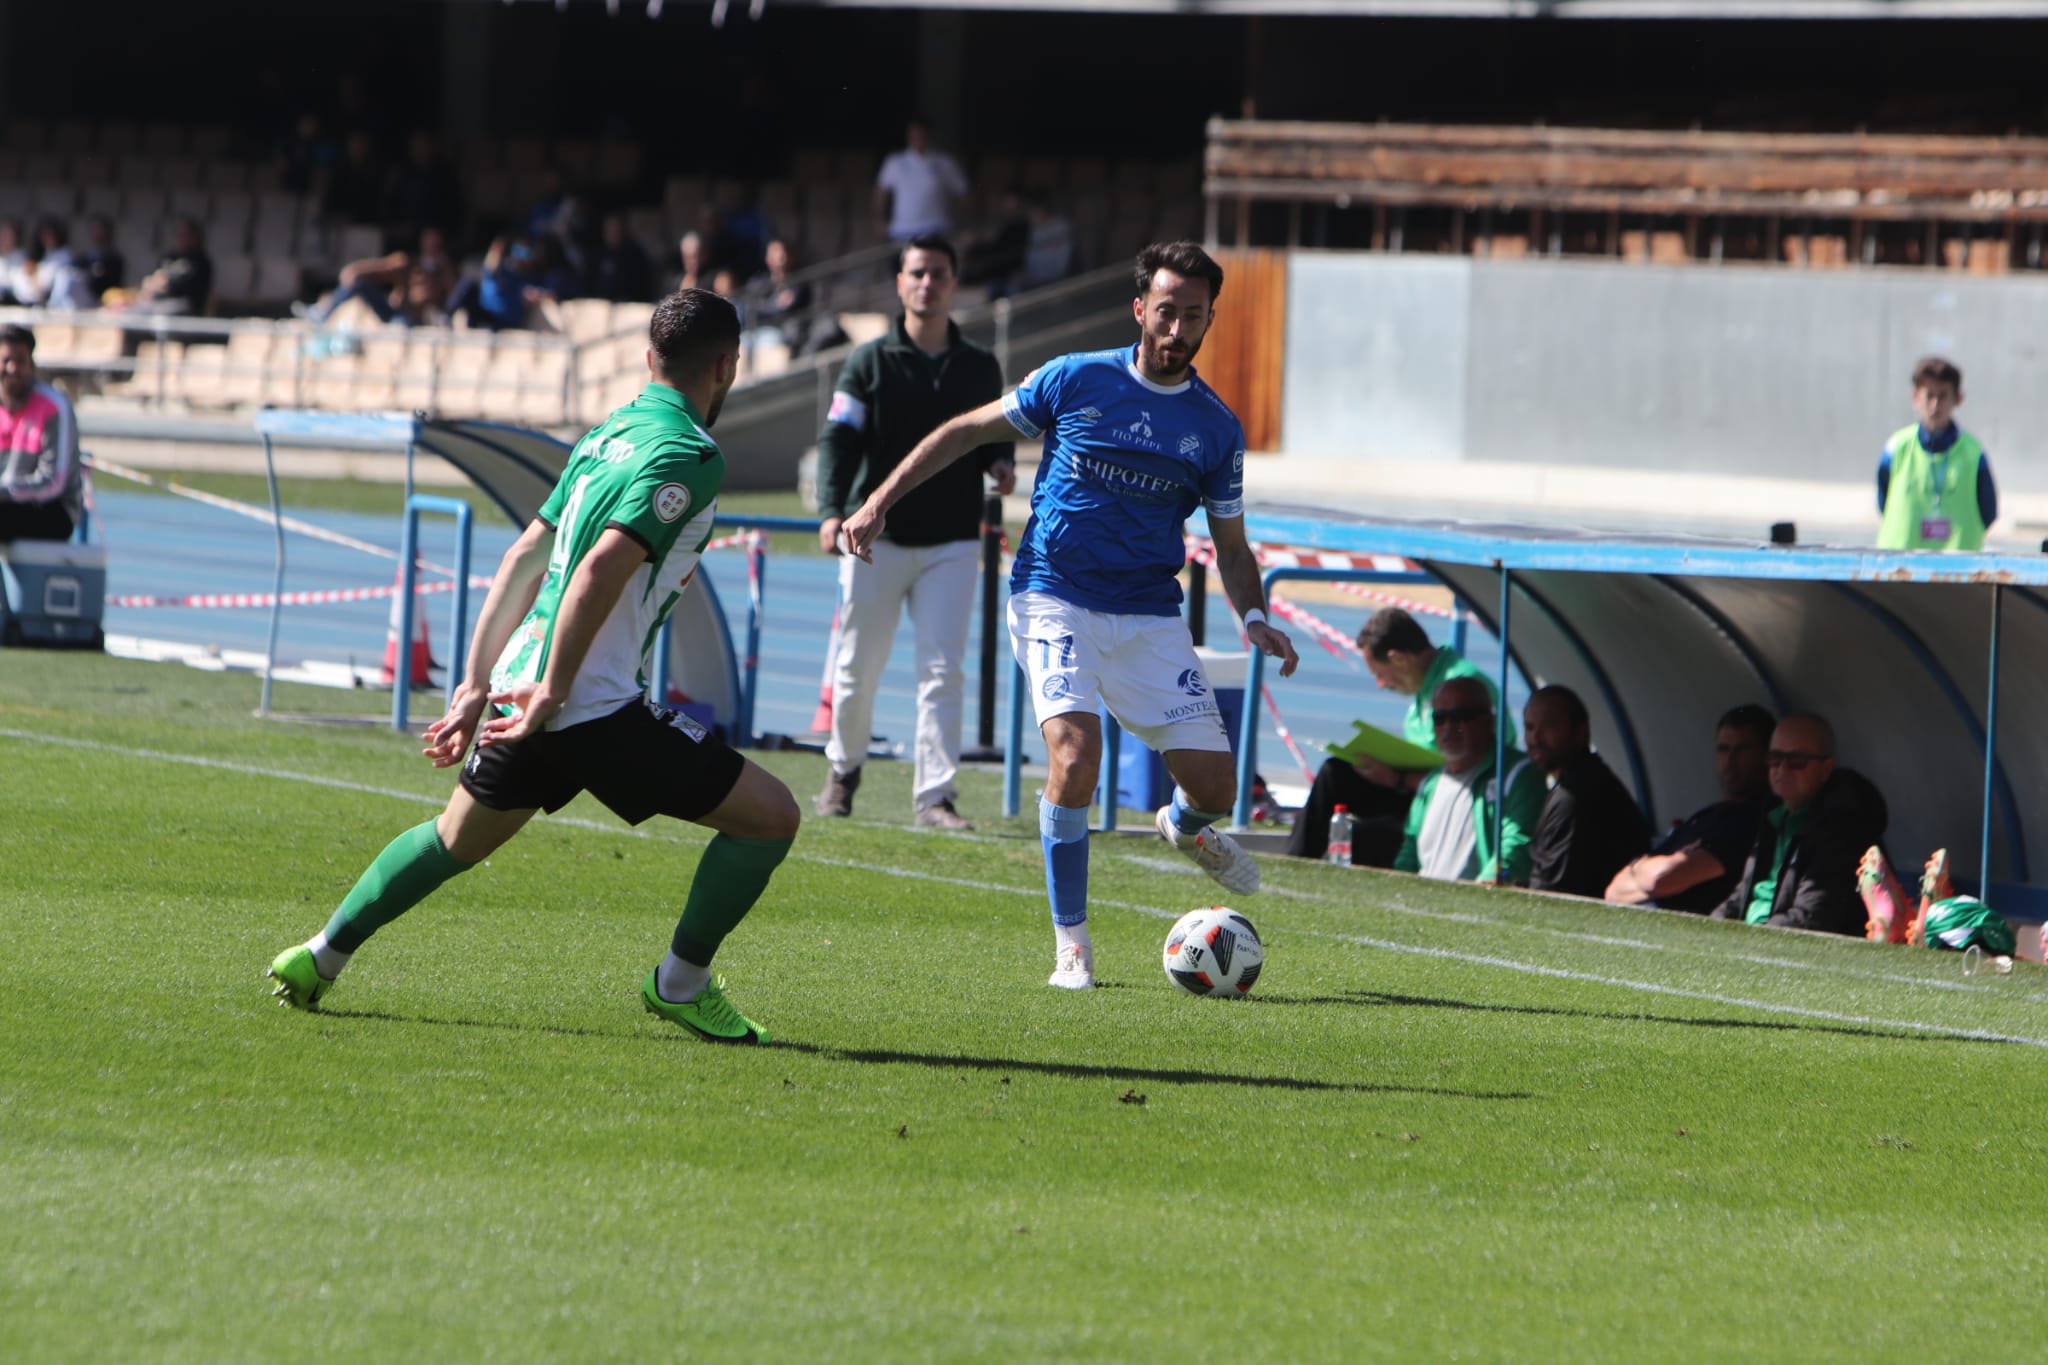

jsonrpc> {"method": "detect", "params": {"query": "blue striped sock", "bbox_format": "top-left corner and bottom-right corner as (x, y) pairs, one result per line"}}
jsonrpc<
(1039, 795), (1091, 928)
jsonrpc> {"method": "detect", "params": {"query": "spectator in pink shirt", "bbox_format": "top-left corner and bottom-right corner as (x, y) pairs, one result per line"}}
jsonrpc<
(0, 324), (83, 542)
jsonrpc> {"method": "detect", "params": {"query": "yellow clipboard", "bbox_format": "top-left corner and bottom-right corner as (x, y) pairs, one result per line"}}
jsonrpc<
(1325, 720), (1443, 771)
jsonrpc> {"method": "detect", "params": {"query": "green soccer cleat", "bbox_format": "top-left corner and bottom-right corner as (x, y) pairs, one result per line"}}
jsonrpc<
(266, 945), (334, 1011)
(640, 970), (770, 1045)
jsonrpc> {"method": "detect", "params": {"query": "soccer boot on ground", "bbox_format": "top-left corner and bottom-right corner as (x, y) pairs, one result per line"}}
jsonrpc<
(641, 970), (770, 1044)
(1156, 805), (1261, 896)
(1047, 943), (1095, 990)
(814, 766), (861, 818)
(915, 799), (974, 830)
(266, 945), (335, 1011)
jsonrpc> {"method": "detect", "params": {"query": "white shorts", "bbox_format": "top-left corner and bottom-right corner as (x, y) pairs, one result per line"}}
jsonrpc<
(1007, 590), (1232, 755)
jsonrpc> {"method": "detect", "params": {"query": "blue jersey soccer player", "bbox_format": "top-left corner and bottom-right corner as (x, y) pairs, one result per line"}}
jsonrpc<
(842, 240), (1299, 989)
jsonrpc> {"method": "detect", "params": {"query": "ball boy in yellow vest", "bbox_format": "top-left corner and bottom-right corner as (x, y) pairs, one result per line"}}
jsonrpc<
(1876, 356), (1997, 551)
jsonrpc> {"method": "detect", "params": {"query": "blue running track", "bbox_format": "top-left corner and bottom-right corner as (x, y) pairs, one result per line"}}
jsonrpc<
(93, 486), (1518, 791)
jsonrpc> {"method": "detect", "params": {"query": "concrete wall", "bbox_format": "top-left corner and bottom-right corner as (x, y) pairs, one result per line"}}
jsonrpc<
(1282, 253), (2048, 493)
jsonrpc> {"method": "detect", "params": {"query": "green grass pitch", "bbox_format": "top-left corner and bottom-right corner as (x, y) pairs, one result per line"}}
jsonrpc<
(4, 652), (2045, 1361)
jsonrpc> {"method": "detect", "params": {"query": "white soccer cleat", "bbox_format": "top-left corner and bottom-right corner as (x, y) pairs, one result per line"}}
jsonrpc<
(1156, 805), (1261, 896)
(1047, 943), (1095, 990)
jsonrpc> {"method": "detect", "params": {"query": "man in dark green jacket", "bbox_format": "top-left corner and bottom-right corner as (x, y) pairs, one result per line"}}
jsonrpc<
(813, 235), (1015, 828)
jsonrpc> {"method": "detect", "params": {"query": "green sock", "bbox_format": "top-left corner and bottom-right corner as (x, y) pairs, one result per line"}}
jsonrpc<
(323, 819), (474, 953)
(670, 834), (792, 966)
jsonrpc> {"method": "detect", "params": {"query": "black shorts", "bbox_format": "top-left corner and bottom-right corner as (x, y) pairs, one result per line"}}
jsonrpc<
(460, 697), (746, 825)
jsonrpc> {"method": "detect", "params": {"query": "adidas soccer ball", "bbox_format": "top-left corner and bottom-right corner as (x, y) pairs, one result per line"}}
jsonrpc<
(1163, 906), (1264, 997)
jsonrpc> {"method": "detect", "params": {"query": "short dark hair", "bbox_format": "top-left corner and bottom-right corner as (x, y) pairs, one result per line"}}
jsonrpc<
(1134, 240), (1224, 303)
(1715, 703), (1774, 746)
(1912, 355), (1962, 391)
(648, 288), (740, 382)
(897, 233), (956, 273)
(1529, 684), (1589, 731)
(1358, 606), (1432, 660)
(0, 323), (35, 355)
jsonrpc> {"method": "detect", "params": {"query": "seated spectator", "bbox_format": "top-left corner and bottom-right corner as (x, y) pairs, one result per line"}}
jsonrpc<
(1522, 684), (1650, 897)
(1393, 676), (1546, 885)
(743, 238), (813, 346)
(523, 168), (568, 241)
(586, 214), (655, 303)
(720, 189), (773, 280)
(127, 218), (214, 315)
(297, 226), (455, 327)
(960, 190), (1030, 287)
(1003, 194), (1074, 295)
(1606, 703), (1774, 913)
(674, 230), (709, 293)
(321, 130), (386, 227)
(447, 236), (532, 332)
(80, 216), (125, 303)
(690, 204), (750, 281)
(1289, 606), (1514, 867)
(0, 219), (25, 304)
(0, 324), (85, 543)
(10, 220), (95, 311)
(277, 110), (337, 197)
(384, 130), (464, 246)
(1711, 713), (1888, 935)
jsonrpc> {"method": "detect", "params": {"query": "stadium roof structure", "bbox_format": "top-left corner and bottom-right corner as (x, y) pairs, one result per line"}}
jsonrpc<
(1232, 506), (2048, 911)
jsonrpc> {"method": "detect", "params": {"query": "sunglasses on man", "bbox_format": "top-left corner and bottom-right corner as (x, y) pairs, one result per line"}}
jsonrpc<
(1431, 706), (1488, 727)
(1766, 750), (1830, 770)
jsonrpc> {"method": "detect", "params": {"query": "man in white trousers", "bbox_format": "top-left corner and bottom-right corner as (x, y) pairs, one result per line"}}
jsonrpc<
(813, 235), (1015, 827)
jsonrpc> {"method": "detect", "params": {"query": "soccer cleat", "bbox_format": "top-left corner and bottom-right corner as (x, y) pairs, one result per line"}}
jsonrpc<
(1858, 845), (1910, 943)
(814, 766), (861, 818)
(266, 945), (334, 1011)
(1156, 805), (1261, 896)
(641, 970), (770, 1044)
(1048, 943), (1095, 990)
(915, 799), (974, 831)
(1907, 848), (1952, 947)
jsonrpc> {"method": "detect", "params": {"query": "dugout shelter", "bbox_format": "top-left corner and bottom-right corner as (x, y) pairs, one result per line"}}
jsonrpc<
(1232, 507), (2048, 916)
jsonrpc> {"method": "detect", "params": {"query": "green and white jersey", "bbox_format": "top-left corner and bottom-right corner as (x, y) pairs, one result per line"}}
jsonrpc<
(491, 383), (723, 730)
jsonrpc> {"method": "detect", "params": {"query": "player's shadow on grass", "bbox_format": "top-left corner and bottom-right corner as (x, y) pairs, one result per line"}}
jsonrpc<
(314, 1006), (630, 1041)
(767, 1040), (1532, 1101)
(1258, 988), (2014, 1046)
(311, 1008), (1530, 1097)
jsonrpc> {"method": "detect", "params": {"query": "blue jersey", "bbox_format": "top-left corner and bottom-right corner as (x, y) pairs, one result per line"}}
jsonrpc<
(1001, 345), (1246, 616)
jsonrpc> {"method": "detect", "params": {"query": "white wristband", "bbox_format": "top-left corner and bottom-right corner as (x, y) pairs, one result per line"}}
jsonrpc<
(1241, 608), (1267, 630)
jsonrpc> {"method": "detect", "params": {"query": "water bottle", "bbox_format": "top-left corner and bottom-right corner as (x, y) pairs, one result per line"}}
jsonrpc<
(1326, 804), (1354, 866)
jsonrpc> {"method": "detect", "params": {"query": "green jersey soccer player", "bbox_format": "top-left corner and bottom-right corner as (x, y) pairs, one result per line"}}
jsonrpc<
(267, 289), (799, 1043)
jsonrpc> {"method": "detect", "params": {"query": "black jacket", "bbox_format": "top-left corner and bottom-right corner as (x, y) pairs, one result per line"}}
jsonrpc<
(816, 317), (1011, 545)
(1528, 751), (1650, 898)
(1711, 767), (1888, 935)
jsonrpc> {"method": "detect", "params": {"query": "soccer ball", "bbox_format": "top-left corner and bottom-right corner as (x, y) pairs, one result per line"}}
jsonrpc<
(1162, 906), (1264, 997)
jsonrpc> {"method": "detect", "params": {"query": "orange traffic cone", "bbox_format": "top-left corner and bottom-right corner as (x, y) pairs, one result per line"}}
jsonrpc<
(380, 565), (435, 687)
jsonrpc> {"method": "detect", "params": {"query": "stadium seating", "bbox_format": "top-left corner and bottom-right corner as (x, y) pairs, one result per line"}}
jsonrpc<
(0, 116), (1205, 429)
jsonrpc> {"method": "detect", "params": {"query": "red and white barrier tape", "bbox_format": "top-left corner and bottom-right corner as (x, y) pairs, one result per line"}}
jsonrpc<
(85, 454), (472, 578)
(1266, 594), (1360, 662)
(109, 574), (495, 611)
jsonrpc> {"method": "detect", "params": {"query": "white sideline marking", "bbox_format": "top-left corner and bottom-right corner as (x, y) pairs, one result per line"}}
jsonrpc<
(8, 724), (2045, 1046)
